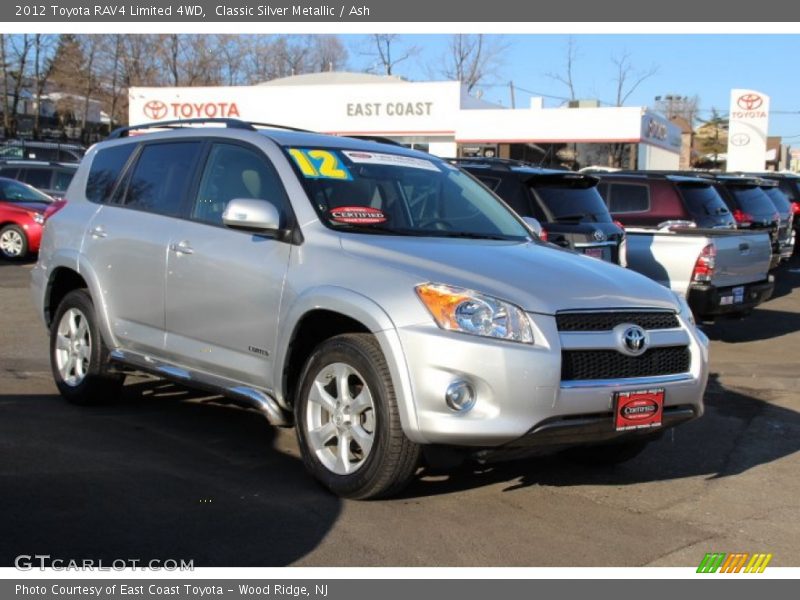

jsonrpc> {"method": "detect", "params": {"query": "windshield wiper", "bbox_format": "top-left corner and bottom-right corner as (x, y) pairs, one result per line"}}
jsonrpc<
(426, 231), (521, 241)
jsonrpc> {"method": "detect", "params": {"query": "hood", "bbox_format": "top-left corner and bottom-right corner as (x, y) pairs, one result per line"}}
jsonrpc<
(340, 235), (679, 315)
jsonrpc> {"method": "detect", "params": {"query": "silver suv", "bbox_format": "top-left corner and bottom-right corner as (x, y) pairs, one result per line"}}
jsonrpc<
(31, 120), (709, 498)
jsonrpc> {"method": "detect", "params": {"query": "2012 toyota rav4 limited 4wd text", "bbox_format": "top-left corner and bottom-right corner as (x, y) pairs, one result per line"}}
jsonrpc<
(31, 119), (710, 499)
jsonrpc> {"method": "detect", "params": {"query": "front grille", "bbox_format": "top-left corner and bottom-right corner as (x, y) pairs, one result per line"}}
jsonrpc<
(556, 311), (679, 332)
(561, 347), (690, 381)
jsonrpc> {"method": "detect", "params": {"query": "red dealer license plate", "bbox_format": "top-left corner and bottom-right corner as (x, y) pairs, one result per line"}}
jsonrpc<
(584, 247), (604, 259)
(614, 388), (665, 431)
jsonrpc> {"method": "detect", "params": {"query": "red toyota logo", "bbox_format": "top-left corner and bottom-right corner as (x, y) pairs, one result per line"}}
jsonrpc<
(143, 100), (168, 120)
(737, 94), (763, 111)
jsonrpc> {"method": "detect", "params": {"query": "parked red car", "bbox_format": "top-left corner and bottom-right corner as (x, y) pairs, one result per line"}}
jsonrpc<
(0, 176), (56, 259)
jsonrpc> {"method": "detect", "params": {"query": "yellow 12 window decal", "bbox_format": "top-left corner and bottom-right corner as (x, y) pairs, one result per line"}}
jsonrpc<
(289, 148), (353, 180)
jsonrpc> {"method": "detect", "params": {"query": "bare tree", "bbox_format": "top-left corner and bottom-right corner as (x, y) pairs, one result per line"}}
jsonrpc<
(546, 36), (579, 102)
(611, 51), (658, 107)
(3, 34), (33, 137)
(1, 35), (11, 137)
(31, 34), (55, 138)
(654, 93), (700, 125)
(310, 35), (348, 73)
(363, 34), (418, 76)
(607, 52), (659, 167)
(439, 34), (507, 93)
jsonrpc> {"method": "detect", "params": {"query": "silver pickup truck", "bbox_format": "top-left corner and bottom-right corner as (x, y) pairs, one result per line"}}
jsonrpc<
(624, 227), (774, 320)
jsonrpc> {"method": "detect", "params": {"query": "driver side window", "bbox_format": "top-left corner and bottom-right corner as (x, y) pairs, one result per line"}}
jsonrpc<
(192, 143), (288, 226)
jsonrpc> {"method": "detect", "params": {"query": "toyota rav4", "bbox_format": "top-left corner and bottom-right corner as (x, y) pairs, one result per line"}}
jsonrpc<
(31, 119), (709, 498)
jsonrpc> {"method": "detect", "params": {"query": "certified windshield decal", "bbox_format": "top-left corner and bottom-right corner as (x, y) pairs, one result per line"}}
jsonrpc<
(342, 150), (441, 172)
(329, 206), (387, 225)
(289, 148), (353, 180)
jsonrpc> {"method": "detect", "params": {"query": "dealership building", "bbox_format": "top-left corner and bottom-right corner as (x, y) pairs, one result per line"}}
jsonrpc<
(128, 72), (682, 170)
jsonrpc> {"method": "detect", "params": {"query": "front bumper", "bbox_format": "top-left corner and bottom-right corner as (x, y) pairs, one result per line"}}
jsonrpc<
(393, 312), (708, 447)
(687, 278), (774, 319)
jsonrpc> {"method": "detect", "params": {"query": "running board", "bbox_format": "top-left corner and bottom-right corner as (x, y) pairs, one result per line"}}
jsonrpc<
(108, 350), (292, 427)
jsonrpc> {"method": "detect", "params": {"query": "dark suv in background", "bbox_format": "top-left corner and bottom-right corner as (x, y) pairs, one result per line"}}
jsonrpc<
(453, 158), (625, 264)
(746, 172), (800, 254)
(758, 180), (795, 260)
(0, 140), (84, 163)
(0, 160), (78, 199)
(705, 175), (781, 268)
(593, 172), (735, 230)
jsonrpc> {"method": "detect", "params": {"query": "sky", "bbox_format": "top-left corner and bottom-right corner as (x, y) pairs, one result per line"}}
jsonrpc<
(343, 34), (800, 139)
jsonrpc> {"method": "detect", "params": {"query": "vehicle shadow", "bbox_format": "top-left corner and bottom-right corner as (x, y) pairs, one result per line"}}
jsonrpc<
(701, 307), (800, 343)
(0, 377), (341, 567)
(402, 373), (800, 499)
(766, 254), (800, 301)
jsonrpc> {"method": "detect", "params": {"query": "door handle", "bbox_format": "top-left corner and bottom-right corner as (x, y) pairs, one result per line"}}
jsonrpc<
(169, 241), (194, 255)
(89, 226), (107, 239)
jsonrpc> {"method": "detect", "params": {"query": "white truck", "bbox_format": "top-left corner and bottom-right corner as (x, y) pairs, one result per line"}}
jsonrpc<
(624, 227), (774, 320)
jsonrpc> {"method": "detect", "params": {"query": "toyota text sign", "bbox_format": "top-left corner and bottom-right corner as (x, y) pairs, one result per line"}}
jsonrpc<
(726, 88), (770, 172)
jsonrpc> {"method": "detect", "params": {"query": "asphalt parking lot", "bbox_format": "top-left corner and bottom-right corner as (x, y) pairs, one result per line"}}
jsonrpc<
(1, 258), (799, 567)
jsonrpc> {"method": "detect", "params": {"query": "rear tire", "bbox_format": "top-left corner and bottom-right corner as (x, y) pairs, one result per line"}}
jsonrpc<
(564, 439), (651, 466)
(294, 333), (420, 499)
(0, 224), (28, 259)
(50, 289), (124, 405)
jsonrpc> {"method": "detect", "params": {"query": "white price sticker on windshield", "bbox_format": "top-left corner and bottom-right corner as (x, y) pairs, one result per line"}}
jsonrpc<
(342, 151), (441, 172)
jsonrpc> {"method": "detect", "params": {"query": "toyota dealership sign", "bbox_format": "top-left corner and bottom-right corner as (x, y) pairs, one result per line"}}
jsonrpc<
(726, 88), (770, 172)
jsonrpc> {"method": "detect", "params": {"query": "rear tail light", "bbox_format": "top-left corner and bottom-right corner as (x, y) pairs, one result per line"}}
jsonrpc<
(613, 220), (625, 230)
(43, 199), (67, 221)
(733, 209), (753, 227)
(791, 202), (800, 215)
(539, 228), (548, 242)
(692, 243), (716, 283)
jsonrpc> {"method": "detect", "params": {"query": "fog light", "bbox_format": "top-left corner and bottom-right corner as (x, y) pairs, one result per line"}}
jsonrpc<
(445, 381), (475, 412)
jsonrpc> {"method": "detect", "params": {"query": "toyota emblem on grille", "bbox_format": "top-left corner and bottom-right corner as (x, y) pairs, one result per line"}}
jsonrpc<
(615, 324), (649, 357)
(593, 229), (606, 242)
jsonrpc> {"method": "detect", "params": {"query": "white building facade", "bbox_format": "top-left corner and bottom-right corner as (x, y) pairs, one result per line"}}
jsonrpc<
(128, 72), (681, 170)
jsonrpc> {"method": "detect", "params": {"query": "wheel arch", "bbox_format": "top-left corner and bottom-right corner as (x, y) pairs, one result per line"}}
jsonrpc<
(276, 287), (422, 443)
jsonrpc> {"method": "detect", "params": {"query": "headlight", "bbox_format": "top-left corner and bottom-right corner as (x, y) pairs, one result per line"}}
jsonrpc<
(673, 291), (695, 326)
(31, 212), (45, 225)
(415, 283), (534, 344)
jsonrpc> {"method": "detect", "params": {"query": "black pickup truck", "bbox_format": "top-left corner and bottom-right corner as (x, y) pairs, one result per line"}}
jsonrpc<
(452, 158), (625, 264)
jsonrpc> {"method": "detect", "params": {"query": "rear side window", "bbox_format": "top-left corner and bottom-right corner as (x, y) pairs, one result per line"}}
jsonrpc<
(123, 142), (202, 216)
(53, 170), (75, 193)
(22, 168), (52, 190)
(605, 182), (650, 213)
(678, 184), (730, 218)
(86, 144), (136, 203)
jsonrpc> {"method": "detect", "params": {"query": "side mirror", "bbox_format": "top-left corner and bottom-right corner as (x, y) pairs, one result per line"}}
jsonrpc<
(522, 216), (544, 238)
(222, 199), (281, 233)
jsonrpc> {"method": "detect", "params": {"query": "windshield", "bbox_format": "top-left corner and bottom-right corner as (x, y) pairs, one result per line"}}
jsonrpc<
(530, 182), (612, 223)
(730, 186), (778, 216)
(678, 184), (732, 218)
(0, 179), (52, 203)
(286, 147), (531, 240)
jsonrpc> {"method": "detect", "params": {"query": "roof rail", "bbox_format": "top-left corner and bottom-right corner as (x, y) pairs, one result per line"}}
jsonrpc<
(447, 156), (536, 169)
(107, 118), (311, 139)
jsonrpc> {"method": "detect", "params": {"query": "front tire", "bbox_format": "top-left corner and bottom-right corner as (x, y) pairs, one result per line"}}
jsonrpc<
(0, 224), (28, 259)
(294, 334), (420, 499)
(50, 289), (124, 405)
